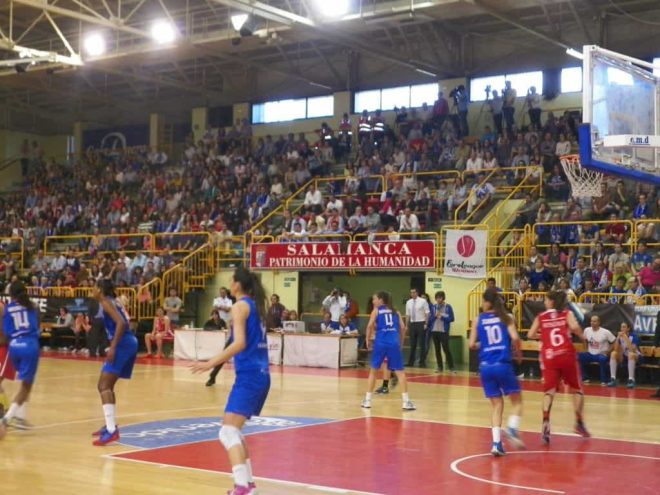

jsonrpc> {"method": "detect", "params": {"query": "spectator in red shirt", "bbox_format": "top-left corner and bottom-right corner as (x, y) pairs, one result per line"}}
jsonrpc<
(602, 213), (627, 243)
(432, 91), (449, 131)
(638, 257), (660, 292)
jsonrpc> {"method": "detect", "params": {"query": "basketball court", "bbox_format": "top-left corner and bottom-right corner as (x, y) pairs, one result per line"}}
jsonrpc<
(1, 354), (658, 494)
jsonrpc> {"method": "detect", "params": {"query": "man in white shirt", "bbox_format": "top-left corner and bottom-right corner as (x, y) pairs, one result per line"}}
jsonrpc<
(303, 184), (323, 213)
(526, 86), (542, 128)
(578, 315), (616, 384)
(322, 289), (347, 324)
(212, 287), (233, 326)
(405, 288), (430, 367)
(398, 208), (420, 234)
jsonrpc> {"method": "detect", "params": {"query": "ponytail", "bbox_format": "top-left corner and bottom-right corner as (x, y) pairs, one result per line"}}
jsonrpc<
(10, 281), (34, 310)
(483, 288), (512, 326)
(233, 267), (267, 323)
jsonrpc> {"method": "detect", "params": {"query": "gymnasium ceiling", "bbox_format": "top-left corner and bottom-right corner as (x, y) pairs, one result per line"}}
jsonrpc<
(1, 0), (660, 134)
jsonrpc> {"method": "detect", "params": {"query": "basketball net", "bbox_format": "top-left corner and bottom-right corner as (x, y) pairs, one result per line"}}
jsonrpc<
(560, 154), (603, 198)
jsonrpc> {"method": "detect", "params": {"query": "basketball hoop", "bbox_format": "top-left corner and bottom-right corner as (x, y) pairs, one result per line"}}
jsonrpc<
(560, 154), (603, 198)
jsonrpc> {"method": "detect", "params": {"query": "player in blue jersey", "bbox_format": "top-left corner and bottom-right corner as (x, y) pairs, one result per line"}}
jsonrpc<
(191, 267), (270, 495)
(92, 279), (138, 446)
(361, 291), (416, 411)
(468, 288), (524, 456)
(0, 282), (41, 439)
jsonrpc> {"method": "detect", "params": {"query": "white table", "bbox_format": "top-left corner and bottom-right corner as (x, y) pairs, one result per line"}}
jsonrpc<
(282, 334), (358, 369)
(174, 329), (226, 361)
(267, 333), (283, 365)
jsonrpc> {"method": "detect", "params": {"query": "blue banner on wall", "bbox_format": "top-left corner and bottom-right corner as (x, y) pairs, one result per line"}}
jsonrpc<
(118, 416), (333, 449)
(83, 124), (149, 150)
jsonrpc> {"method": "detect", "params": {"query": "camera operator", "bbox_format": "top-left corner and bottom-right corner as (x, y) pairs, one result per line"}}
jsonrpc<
(450, 85), (469, 138)
(486, 87), (504, 136)
(526, 86), (542, 128)
(322, 288), (347, 324)
(502, 80), (517, 133)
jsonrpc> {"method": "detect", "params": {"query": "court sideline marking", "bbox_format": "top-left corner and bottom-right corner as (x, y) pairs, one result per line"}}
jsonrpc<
(449, 451), (660, 494)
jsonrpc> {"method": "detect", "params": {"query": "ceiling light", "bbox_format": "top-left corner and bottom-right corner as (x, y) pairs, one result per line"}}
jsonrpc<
(566, 48), (584, 60)
(315, 0), (350, 18)
(84, 33), (106, 57)
(231, 13), (249, 31)
(151, 20), (176, 44)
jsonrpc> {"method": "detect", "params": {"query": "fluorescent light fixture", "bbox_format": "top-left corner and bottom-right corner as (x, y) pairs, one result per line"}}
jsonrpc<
(84, 33), (106, 57)
(315, 0), (350, 18)
(151, 20), (176, 44)
(415, 68), (437, 77)
(653, 57), (660, 77)
(566, 48), (584, 60)
(231, 13), (249, 31)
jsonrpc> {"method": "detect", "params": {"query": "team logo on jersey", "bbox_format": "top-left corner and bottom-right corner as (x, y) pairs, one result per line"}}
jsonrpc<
(117, 416), (333, 449)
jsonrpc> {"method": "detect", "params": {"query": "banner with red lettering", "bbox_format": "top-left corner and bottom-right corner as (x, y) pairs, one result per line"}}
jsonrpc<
(250, 241), (435, 271)
(444, 229), (487, 278)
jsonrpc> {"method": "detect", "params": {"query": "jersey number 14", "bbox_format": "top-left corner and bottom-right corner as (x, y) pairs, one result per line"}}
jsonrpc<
(12, 311), (30, 329)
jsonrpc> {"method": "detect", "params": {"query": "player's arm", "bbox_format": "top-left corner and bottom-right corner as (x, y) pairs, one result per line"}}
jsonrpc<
(506, 319), (523, 364)
(566, 311), (584, 340)
(0, 304), (5, 345)
(100, 299), (126, 363)
(397, 311), (407, 347)
(164, 316), (171, 333)
(527, 316), (541, 340)
(365, 308), (377, 350)
(468, 317), (479, 350)
(190, 301), (248, 372)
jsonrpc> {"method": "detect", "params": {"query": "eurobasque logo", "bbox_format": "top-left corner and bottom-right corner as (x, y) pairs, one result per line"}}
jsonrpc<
(456, 235), (476, 258)
(118, 416), (332, 449)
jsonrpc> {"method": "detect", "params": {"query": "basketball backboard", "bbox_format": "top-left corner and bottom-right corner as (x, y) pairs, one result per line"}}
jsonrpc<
(580, 45), (660, 186)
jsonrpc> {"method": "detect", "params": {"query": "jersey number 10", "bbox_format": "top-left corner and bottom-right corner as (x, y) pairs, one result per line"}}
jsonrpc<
(484, 324), (503, 345)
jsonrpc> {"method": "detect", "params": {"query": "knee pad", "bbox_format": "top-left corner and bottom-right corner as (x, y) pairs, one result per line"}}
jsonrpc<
(218, 425), (242, 450)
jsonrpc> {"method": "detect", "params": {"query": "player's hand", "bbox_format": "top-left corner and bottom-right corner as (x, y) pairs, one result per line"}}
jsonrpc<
(105, 347), (116, 365)
(189, 361), (214, 374)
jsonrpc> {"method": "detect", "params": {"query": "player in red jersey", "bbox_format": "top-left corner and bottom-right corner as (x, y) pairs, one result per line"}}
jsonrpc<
(528, 291), (590, 444)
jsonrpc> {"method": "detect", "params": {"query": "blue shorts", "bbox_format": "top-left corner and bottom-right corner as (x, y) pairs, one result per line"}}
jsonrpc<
(9, 338), (40, 385)
(102, 335), (138, 379)
(225, 369), (271, 419)
(371, 341), (404, 371)
(479, 362), (521, 398)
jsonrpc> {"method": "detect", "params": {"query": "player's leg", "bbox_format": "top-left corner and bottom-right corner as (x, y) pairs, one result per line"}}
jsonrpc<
(144, 334), (153, 356)
(155, 333), (164, 358)
(363, 344), (385, 408)
(221, 412), (251, 494)
(388, 344), (415, 410)
(94, 371), (120, 443)
(3, 342), (39, 430)
(432, 332), (443, 372)
(375, 361), (390, 394)
(489, 396), (505, 456)
(562, 358), (590, 438)
(626, 353), (638, 388)
(501, 365), (524, 449)
(608, 350), (622, 386)
(541, 362), (560, 444)
(0, 378), (7, 417)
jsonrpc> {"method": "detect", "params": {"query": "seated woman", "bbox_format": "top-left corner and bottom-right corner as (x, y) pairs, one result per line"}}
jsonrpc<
(49, 307), (76, 352)
(320, 312), (338, 333)
(334, 314), (359, 336)
(145, 307), (174, 358)
(608, 322), (641, 389)
(73, 312), (92, 355)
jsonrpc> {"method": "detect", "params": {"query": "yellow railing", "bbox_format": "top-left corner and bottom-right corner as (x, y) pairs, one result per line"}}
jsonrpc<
(162, 243), (215, 305)
(493, 166), (543, 231)
(453, 168), (499, 224)
(0, 237), (24, 268)
(154, 232), (211, 254)
(214, 235), (248, 270)
(44, 233), (151, 256)
(633, 219), (659, 249)
(137, 277), (163, 320)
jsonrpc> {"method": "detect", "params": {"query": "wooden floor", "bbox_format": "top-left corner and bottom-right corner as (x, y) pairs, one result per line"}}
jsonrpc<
(2, 354), (659, 495)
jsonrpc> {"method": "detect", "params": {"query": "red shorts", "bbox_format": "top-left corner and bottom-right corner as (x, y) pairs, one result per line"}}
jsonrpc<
(0, 345), (17, 381)
(541, 352), (581, 392)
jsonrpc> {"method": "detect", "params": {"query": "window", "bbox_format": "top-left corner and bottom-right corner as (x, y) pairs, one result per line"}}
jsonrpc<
(252, 95), (334, 124)
(470, 75), (505, 102)
(607, 67), (634, 86)
(306, 95), (334, 118)
(354, 90), (381, 113)
(410, 83), (438, 107)
(380, 86), (411, 110)
(653, 57), (660, 77)
(561, 67), (582, 93)
(505, 71), (543, 96)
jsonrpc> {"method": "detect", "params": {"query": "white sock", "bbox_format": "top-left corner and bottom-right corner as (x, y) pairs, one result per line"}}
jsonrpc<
(102, 404), (116, 433)
(3, 402), (19, 422)
(16, 403), (27, 420)
(402, 393), (410, 403)
(245, 458), (254, 483)
(365, 392), (372, 401)
(610, 358), (617, 380)
(507, 415), (521, 430)
(627, 359), (635, 381)
(232, 464), (249, 487)
(492, 427), (501, 443)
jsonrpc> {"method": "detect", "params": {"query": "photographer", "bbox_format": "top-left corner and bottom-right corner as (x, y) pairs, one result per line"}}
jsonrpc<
(450, 85), (469, 138)
(486, 88), (504, 135)
(502, 80), (517, 133)
(526, 86), (542, 128)
(322, 288), (347, 324)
